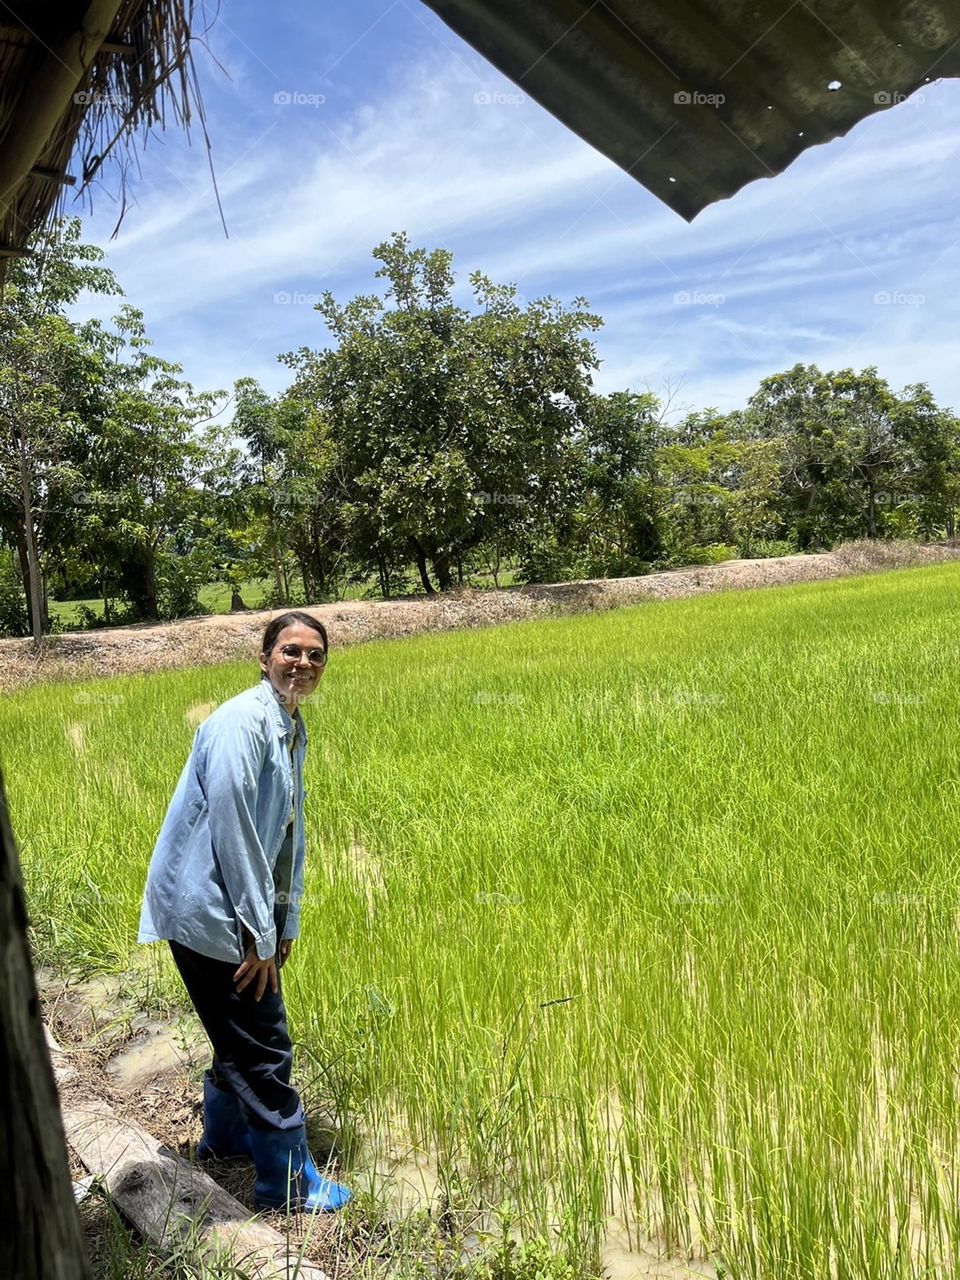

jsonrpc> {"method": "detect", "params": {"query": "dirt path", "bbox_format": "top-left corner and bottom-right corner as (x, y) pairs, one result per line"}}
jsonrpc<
(5, 540), (960, 694)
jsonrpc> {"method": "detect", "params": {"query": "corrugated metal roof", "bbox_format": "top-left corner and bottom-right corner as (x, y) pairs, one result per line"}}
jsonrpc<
(420, 0), (960, 220)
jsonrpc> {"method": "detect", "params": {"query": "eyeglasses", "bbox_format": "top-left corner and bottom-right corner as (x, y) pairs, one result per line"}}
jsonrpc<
(277, 643), (328, 667)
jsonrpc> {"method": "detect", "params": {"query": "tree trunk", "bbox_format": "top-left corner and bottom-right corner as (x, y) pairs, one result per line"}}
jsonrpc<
(432, 554), (453, 592)
(271, 539), (284, 601)
(296, 555), (312, 605)
(39, 564), (50, 632)
(14, 527), (36, 634)
(411, 541), (435, 595)
(0, 764), (93, 1278)
(16, 434), (44, 646)
(376, 554), (390, 600)
(143, 545), (158, 620)
(488, 541), (501, 589)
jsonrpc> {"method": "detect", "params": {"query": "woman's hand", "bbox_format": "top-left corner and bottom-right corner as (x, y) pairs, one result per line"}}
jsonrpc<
(233, 942), (278, 1001)
(279, 939), (294, 968)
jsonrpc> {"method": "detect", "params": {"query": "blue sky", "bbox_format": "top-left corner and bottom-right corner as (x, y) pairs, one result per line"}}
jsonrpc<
(68, 0), (960, 420)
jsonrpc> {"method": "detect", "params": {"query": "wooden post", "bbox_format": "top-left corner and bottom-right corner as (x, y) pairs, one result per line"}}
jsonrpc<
(0, 762), (93, 1278)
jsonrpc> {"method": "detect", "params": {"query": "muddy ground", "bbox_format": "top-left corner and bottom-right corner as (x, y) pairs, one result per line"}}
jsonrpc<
(5, 540), (960, 695)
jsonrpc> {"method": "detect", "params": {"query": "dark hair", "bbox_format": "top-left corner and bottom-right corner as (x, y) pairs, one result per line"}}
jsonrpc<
(260, 611), (329, 670)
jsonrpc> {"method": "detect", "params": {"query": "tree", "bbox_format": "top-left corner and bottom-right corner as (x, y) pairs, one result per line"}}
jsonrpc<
(71, 305), (225, 622)
(582, 390), (664, 573)
(282, 232), (602, 595)
(0, 219), (121, 642)
(892, 384), (960, 538)
(232, 379), (351, 605)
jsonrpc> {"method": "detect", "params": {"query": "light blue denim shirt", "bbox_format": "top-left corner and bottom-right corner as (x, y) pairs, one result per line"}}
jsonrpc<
(137, 676), (309, 963)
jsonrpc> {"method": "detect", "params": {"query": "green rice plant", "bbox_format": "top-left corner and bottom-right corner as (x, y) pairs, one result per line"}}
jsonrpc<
(9, 560), (960, 1278)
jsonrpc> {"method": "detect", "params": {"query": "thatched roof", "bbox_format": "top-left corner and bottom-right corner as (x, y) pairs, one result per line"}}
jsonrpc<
(422, 0), (960, 221)
(0, 0), (200, 282)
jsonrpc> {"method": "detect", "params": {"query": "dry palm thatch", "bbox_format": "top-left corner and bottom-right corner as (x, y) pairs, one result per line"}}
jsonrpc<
(0, 0), (209, 284)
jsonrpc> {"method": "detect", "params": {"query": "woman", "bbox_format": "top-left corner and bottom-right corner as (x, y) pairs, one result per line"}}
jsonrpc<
(137, 610), (351, 1214)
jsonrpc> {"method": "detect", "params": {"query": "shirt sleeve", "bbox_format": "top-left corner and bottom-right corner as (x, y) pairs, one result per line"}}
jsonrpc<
(200, 710), (277, 961)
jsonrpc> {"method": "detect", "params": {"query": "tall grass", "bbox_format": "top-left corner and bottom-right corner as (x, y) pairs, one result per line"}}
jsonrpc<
(7, 562), (960, 1277)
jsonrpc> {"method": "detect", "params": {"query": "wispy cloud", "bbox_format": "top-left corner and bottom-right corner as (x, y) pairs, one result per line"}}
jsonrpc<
(68, 5), (960, 418)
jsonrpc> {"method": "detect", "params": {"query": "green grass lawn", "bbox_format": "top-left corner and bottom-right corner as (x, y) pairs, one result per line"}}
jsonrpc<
(8, 562), (960, 1277)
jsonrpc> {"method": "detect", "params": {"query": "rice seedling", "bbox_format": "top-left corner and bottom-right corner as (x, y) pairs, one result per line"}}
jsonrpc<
(7, 561), (960, 1278)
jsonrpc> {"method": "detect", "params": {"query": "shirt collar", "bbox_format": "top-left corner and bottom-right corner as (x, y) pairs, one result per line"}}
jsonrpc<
(255, 677), (309, 748)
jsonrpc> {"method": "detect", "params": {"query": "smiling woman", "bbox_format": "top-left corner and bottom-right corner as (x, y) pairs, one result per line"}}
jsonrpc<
(135, 608), (352, 1215)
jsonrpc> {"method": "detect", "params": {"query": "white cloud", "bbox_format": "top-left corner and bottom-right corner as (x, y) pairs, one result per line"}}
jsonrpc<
(68, 37), (960, 416)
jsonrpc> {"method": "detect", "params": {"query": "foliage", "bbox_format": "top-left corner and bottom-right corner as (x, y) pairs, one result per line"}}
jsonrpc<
(3, 226), (960, 635)
(0, 553), (28, 636)
(281, 232), (602, 595)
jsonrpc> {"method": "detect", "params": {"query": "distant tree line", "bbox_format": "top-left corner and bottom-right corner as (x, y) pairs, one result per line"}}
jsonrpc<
(2, 220), (958, 641)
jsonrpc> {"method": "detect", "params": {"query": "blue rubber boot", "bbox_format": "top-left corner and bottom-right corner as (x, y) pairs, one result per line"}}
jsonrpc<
(250, 1121), (352, 1213)
(196, 1070), (253, 1163)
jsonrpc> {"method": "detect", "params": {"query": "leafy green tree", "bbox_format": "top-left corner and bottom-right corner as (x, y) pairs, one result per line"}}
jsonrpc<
(69, 304), (225, 622)
(0, 219), (121, 641)
(283, 232), (601, 595)
(891, 383), (960, 537)
(232, 378), (350, 604)
(581, 390), (664, 574)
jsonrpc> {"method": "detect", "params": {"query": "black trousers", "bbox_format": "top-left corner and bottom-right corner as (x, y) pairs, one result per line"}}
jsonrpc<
(169, 924), (304, 1133)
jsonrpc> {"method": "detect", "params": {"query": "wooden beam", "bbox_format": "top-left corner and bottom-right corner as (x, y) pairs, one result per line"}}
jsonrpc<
(100, 40), (135, 55)
(0, 0), (126, 208)
(47, 1029), (332, 1280)
(0, 244), (34, 258)
(28, 166), (77, 186)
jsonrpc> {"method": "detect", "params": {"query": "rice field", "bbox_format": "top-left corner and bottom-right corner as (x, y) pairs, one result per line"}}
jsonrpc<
(7, 561), (960, 1278)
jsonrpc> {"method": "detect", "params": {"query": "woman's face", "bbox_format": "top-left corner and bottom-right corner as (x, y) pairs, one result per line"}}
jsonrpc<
(259, 622), (327, 709)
